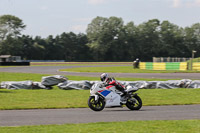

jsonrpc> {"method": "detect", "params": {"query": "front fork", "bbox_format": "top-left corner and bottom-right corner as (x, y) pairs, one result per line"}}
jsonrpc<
(94, 95), (99, 103)
(89, 94), (100, 104)
(91, 94), (104, 104)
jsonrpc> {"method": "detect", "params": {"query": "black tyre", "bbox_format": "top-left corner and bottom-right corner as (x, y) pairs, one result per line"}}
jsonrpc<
(88, 96), (105, 111)
(126, 95), (142, 110)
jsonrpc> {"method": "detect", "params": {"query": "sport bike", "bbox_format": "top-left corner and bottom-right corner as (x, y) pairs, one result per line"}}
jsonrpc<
(88, 82), (142, 111)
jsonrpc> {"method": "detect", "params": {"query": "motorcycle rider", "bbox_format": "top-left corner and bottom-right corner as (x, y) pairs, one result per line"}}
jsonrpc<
(100, 73), (128, 97)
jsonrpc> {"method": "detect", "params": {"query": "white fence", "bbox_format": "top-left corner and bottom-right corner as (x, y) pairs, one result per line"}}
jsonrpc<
(153, 57), (191, 62)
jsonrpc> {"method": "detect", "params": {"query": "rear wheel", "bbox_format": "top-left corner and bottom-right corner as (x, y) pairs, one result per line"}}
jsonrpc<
(126, 95), (142, 110)
(88, 96), (105, 111)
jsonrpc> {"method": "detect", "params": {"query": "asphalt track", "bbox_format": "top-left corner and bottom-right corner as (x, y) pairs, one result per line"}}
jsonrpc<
(0, 65), (200, 79)
(0, 65), (200, 126)
(1, 105), (200, 126)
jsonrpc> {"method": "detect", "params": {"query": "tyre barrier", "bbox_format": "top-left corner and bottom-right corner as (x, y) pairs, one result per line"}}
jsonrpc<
(0, 62), (30, 66)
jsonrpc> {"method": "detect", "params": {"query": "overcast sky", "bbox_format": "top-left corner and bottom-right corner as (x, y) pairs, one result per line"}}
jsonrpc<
(0, 0), (200, 38)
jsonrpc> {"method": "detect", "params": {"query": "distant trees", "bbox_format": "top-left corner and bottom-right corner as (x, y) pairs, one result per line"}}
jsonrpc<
(87, 16), (125, 61)
(86, 17), (200, 61)
(0, 15), (26, 56)
(184, 23), (200, 56)
(0, 14), (200, 61)
(13, 33), (90, 61)
(0, 15), (26, 41)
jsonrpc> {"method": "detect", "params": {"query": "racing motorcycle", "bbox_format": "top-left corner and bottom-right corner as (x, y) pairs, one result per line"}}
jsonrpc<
(88, 81), (142, 111)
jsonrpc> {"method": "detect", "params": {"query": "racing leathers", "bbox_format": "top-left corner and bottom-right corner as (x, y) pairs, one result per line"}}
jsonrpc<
(104, 77), (127, 96)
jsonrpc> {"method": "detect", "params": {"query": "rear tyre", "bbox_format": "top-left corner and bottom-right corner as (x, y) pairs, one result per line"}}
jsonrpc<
(126, 95), (142, 110)
(88, 96), (105, 111)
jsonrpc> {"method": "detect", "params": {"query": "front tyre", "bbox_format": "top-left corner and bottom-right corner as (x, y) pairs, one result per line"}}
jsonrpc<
(88, 96), (105, 111)
(126, 95), (142, 110)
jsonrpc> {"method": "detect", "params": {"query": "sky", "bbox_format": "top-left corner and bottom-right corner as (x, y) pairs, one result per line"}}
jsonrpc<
(0, 0), (200, 38)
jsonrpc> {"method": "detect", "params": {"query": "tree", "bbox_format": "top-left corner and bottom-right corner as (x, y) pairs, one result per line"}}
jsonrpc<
(0, 36), (23, 55)
(123, 21), (138, 60)
(136, 19), (161, 61)
(184, 23), (200, 57)
(53, 32), (89, 61)
(0, 15), (26, 41)
(160, 21), (186, 57)
(18, 35), (34, 60)
(57, 32), (79, 61)
(44, 35), (60, 60)
(86, 16), (124, 61)
(73, 33), (90, 61)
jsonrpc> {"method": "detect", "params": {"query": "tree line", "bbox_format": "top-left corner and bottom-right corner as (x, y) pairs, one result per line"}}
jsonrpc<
(0, 15), (200, 61)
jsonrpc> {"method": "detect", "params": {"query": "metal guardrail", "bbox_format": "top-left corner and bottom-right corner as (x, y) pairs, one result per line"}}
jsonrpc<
(153, 57), (191, 62)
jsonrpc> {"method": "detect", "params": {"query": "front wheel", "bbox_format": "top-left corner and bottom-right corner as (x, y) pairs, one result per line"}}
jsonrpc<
(88, 96), (105, 111)
(126, 95), (142, 110)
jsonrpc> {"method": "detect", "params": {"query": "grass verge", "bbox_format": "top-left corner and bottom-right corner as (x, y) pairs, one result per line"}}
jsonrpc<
(0, 72), (174, 82)
(0, 87), (200, 110)
(0, 72), (200, 110)
(30, 62), (132, 66)
(60, 66), (200, 73)
(0, 120), (200, 133)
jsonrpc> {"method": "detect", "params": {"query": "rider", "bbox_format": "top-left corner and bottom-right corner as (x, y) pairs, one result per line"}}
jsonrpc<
(100, 73), (127, 97)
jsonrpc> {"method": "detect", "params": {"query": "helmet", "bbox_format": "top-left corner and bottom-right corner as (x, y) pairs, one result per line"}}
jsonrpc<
(100, 73), (109, 82)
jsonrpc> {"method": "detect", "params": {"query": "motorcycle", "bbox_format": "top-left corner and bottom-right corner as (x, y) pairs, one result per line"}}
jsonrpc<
(88, 81), (142, 111)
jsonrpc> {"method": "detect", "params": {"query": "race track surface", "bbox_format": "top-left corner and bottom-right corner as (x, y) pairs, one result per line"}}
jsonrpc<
(0, 65), (200, 126)
(0, 66), (200, 79)
(0, 105), (200, 126)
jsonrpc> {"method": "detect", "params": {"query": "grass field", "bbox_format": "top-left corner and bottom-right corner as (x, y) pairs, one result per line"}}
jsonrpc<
(30, 62), (132, 66)
(0, 120), (200, 133)
(0, 72), (200, 110)
(0, 69), (200, 132)
(60, 66), (200, 73)
(0, 72), (174, 82)
(1, 87), (200, 110)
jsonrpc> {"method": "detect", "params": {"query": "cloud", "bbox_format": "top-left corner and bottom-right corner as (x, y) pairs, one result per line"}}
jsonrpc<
(73, 18), (92, 23)
(192, 0), (200, 6)
(40, 5), (48, 11)
(172, 0), (181, 8)
(88, 0), (106, 5)
(88, 0), (121, 5)
(172, 0), (200, 8)
(70, 25), (87, 33)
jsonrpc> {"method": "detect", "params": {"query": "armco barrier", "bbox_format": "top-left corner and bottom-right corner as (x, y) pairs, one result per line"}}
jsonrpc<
(153, 63), (165, 70)
(139, 62), (146, 69)
(145, 62), (153, 70)
(179, 62), (188, 71)
(139, 62), (187, 70)
(193, 63), (200, 71)
(166, 62), (180, 70)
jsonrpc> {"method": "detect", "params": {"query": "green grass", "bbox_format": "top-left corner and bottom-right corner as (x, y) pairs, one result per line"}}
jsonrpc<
(0, 72), (200, 132)
(0, 87), (200, 110)
(0, 72), (173, 82)
(60, 66), (200, 73)
(1, 67), (200, 132)
(0, 72), (200, 110)
(0, 72), (49, 82)
(0, 120), (200, 133)
(0, 88), (89, 110)
(30, 62), (132, 66)
(140, 88), (200, 106)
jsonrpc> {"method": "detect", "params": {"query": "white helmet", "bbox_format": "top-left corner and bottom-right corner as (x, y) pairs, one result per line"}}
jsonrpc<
(100, 73), (109, 82)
